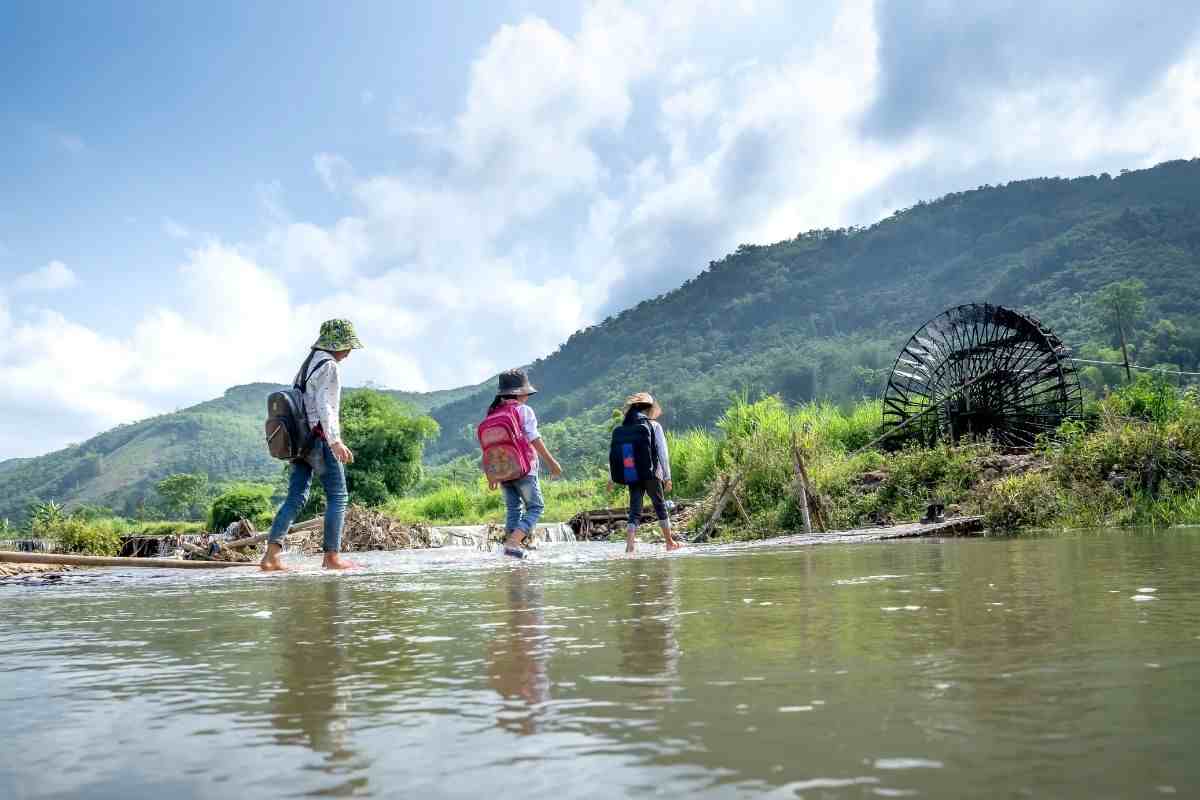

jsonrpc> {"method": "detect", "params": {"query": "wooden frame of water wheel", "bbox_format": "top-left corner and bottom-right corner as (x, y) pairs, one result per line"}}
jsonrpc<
(881, 304), (1083, 449)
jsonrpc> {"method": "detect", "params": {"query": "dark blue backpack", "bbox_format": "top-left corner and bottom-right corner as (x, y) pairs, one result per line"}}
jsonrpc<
(609, 413), (658, 485)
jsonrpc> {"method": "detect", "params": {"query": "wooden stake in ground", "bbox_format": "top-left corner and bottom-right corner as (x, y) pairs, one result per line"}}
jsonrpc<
(790, 433), (814, 533)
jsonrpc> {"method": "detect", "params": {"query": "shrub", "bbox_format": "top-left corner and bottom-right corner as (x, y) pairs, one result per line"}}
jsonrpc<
(980, 472), (1063, 532)
(209, 483), (275, 531)
(34, 516), (122, 556)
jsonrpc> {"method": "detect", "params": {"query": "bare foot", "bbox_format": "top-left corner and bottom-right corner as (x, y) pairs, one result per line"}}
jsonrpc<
(260, 543), (289, 572)
(322, 552), (359, 570)
(665, 538), (683, 551)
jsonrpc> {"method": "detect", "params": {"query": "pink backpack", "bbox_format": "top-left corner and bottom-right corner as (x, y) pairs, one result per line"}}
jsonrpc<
(477, 404), (534, 482)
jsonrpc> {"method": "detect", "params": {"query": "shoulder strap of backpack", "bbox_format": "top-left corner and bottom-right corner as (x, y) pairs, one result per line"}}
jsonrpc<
(295, 351), (332, 393)
(643, 417), (660, 472)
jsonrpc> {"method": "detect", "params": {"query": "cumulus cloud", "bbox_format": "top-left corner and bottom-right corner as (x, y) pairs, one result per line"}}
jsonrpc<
(13, 261), (79, 292)
(6, 0), (1200, 457)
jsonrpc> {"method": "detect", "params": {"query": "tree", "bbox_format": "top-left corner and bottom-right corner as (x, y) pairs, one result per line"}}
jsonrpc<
(1094, 279), (1147, 382)
(156, 473), (210, 519)
(209, 483), (275, 531)
(340, 390), (440, 504)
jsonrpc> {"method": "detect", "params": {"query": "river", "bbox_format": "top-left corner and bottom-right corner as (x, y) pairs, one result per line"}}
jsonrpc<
(2, 530), (1198, 798)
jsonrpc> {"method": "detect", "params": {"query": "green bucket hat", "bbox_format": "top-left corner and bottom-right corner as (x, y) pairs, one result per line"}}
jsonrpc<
(312, 319), (364, 352)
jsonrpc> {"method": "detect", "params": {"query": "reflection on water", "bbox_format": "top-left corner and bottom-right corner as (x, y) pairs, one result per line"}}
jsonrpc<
(2, 531), (1200, 798)
(268, 580), (361, 774)
(487, 567), (550, 734)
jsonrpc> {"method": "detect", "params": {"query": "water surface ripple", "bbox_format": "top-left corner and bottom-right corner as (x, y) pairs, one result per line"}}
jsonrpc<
(2, 531), (1199, 798)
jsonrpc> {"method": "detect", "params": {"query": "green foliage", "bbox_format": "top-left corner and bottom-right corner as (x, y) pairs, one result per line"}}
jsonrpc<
(382, 475), (617, 525)
(209, 483), (275, 531)
(155, 472), (210, 519)
(1104, 373), (1182, 423)
(33, 515), (123, 556)
(340, 390), (439, 505)
(132, 520), (207, 536)
(27, 501), (66, 530)
(980, 472), (1063, 532)
(1093, 278), (1147, 339)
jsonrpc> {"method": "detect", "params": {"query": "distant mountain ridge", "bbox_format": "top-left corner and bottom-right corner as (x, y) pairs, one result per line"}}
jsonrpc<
(4, 158), (1199, 522)
(0, 381), (481, 523)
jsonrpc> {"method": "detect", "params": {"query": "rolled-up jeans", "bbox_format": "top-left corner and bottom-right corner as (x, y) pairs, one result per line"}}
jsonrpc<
(268, 439), (348, 553)
(501, 474), (544, 535)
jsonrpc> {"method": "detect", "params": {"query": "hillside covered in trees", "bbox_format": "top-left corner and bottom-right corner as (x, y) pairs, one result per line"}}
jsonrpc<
(424, 159), (1200, 469)
(2, 158), (1198, 522)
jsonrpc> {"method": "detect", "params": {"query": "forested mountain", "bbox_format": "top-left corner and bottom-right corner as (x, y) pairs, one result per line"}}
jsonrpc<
(3, 159), (1198, 520)
(424, 159), (1200, 468)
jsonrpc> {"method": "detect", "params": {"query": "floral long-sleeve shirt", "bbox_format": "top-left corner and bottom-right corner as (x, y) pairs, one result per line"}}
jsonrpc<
(298, 351), (343, 445)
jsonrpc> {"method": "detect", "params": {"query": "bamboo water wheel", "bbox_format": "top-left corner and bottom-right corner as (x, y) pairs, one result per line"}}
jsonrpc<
(881, 304), (1082, 448)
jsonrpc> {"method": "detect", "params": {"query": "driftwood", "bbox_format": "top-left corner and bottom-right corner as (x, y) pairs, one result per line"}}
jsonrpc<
(694, 474), (740, 543)
(180, 542), (218, 561)
(0, 551), (257, 569)
(790, 434), (827, 532)
(568, 502), (695, 540)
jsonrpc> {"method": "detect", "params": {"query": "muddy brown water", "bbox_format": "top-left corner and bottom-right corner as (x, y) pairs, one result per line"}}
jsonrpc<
(2, 530), (1198, 798)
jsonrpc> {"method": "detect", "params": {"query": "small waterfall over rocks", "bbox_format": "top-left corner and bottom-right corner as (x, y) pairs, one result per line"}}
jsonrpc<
(0, 538), (56, 553)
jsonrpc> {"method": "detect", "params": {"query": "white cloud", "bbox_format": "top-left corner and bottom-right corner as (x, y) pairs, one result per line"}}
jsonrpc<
(13, 261), (79, 292)
(314, 152), (355, 193)
(7, 0), (1200, 458)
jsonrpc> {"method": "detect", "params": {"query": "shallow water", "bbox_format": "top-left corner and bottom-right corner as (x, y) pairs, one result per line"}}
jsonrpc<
(2, 531), (1199, 799)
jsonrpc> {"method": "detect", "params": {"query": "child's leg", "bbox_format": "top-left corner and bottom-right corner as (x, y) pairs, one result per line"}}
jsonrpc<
(646, 478), (678, 549)
(626, 481), (646, 553)
(501, 480), (523, 544)
(515, 475), (545, 539)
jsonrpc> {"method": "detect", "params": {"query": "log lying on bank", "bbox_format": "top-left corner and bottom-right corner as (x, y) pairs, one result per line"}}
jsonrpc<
(0, 551), (258, 569)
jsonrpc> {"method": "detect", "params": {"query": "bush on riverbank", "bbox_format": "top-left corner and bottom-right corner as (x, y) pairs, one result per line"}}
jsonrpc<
(209, 483), (275, 531)
(31, 515), (124, 556)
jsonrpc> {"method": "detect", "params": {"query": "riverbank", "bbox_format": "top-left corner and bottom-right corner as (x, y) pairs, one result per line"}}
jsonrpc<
(11, 376), (1198, 555)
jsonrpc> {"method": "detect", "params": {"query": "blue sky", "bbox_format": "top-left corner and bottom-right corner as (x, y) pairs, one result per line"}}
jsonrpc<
(2, 0), (1199, 458)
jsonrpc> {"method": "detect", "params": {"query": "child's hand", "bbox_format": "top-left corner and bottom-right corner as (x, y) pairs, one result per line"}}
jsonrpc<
(664, 479), (673, 493)
(549, 462), (563, 480)
(488, 479), (499, 490)
(606, 480), (614, 493)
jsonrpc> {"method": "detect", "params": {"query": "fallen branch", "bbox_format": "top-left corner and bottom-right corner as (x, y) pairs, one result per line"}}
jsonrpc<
(694, 474), (740, 543)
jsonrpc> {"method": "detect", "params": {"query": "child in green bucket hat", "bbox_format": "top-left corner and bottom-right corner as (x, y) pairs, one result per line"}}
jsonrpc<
(262, 319), (364, 571)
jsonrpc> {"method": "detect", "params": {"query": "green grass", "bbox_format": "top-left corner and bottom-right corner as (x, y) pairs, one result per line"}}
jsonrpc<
(382, 475), (621, 525)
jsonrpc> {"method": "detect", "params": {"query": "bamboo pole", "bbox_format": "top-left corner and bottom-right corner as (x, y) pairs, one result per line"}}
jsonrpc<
(0, 551), (258, 569)
(790, 434), (813, 534)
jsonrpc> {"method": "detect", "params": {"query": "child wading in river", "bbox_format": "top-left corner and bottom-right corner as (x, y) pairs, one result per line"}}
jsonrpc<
(478, 369), (563, 558)
(609, 392), (680, 554)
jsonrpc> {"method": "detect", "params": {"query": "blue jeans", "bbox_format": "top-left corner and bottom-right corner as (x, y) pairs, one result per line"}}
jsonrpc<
(268, 439), (348, 553)
(502, 474), (544, 536)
